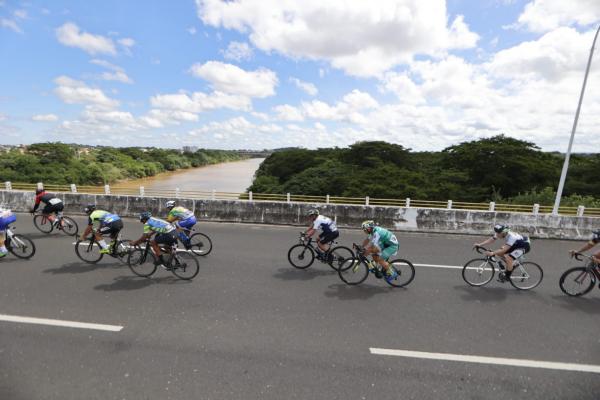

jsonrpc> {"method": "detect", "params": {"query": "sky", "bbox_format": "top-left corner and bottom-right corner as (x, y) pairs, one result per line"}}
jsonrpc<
(1, 0), (600, 151)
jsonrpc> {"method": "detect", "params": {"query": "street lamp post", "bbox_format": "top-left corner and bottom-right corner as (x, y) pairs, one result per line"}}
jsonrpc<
(552, 24), (600, 215)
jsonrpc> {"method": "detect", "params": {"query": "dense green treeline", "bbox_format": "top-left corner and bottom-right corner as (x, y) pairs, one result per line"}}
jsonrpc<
(249, 135), (600, 205)
(0, 143), (247, 185)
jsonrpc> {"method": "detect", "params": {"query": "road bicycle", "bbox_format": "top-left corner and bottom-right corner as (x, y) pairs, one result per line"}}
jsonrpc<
(74, 230), (132, 264)
(127, 237), (199, 280)
(337, 243), (415, 287)
(4, 225), (35, 259)
(177, 226), (213, 256)
(559, 253), (600, 297)
(33, 212), (78, 236)
(287, 232), (354, 271)
(462, 246), (543, 290)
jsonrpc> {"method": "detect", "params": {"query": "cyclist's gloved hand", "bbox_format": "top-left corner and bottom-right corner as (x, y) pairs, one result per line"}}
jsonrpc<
(568, 250), (576, 257)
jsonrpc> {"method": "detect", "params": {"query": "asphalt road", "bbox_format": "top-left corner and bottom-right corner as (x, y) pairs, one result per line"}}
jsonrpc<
(0, 214), (598, 400)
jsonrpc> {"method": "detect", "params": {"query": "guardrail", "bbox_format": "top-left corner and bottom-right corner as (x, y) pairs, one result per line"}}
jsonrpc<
(4, 181), (597, 217)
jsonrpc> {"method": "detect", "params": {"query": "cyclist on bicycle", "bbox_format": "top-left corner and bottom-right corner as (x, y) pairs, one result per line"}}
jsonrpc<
(361, 220), (399, 283)
(30, 188), (63, 226)
(165, 200), (196, 249)
(304, 209), (339, 259)
(569, 229), (600, 263)
(0, 208), (17, 258)
(79, 204), (123, 255)
(475, 224), (531, 282)
(130, 212), (178, 267)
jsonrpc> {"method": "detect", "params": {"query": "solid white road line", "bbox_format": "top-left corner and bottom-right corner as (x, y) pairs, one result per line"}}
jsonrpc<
(0, 314), (123, 332)
(369, 348), (600, 374)
(414, 263), (462, 270)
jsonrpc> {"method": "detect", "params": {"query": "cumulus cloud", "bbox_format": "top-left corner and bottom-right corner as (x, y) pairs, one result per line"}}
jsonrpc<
(150, 90), (251, 113)
(516, 0), (600, 33)
(222, 41), (253, 61)
(32, 114), (59, 122)
(290, 77), (318, 96)
(189, 61), (278, 98)
(90, 59), (133, 84)
(1, 18), (22, 33)
(56, 22), (117, 55)
(54, 75), (119, 108)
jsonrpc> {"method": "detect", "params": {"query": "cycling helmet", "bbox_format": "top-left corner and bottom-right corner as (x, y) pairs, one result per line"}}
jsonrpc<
(361, 220), (376, 231)
(35, 188), (44, 194)
(165, 200), (176, 209)
(84, 204), (96, 214)
(307, 209), (319, 217)
(139, 211), (152, 222)
(493, 224), (509, 234)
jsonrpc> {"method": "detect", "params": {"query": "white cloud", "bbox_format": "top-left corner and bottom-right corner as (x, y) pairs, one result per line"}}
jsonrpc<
(189, 61), (278, 98)
(1, 18), (22, 33)
(290, 77), (318, 96)
(32, 114), (59, 122)
(516, 0), (600, 33)
(150, 90), (251, 113)
(14, 9), (27, 19)
(118, 37), (135, 47)
(90, 59), (133, 84)
(56, 22), (116, 55)
(187, 26), (197, 35)
(274, 104), (304, 121)
(196, 0), (479, 77)
(54, 75), (119, 108)
(222, 41), (253, 61)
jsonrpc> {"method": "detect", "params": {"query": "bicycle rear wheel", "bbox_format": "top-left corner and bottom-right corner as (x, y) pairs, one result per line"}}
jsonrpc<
(338, 258), (369, 285)
(385, 259), (415, 288)
(462, 258), (495, 286)
(509, 261), (543, 290)
(60, 217), (79, 236)
(127, 248), (157, 277)
(113, 239), (132, 264)
(327, 245), (354, 271)
(33, 215), (53, 234)
(7, 234), (36, 259)
(559, 267), (595, 297)
(170, 252), (200, 280)
(188, 233), (213, 256)
(287, 244), (315, 269)
(75, 240), (103, 264)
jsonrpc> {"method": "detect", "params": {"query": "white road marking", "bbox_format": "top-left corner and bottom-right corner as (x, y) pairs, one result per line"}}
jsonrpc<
(414, 263), (462, 270)
(0, 314), (123, 332)
(369, 348), (600, 374)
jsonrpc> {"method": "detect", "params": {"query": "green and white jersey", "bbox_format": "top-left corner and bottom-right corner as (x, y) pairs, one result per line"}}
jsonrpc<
(368, 226), (398, 248)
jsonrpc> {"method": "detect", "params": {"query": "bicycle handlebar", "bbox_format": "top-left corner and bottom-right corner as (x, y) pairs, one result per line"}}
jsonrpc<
(474, 245), (492, 254)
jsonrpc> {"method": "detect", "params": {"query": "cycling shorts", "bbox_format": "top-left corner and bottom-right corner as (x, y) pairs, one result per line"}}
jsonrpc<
(319, 230), (339, 245)
(43, 202), (64, 215)
(176, 216), (197, 230)
(379, 243), (399, 261)
(154, 232), (177, 246)
(507, 240), (530, 260)
(0, 214), (17, 232)
(98, 219), (123, 237)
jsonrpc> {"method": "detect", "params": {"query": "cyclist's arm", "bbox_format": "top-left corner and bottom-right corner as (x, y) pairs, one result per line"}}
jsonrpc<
(475, 237), (495, 247)
(570, 241), (595, 256)
(80, 224), (94, 241)
(31, 195), (42, 212)
(305, 227), (316, 237)
(131, 232), (153, 246)
(166, 214), (177, 223)
(492, 244), (510, 256)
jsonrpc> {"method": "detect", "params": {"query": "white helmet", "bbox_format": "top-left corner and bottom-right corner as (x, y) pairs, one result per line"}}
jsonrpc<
(165, 200), (176, 209)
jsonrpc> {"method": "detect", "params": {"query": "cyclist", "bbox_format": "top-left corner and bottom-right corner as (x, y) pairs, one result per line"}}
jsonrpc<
(0, 208), (17, 258)
(79, 205), (123, 255)
(361, 220), (399, 283)
(304, 209), (339, 260)
(475, 224), (531, 282)
(30, 188), (64, 226)
(130, 212), (178, 267)
(165, 200), (196, 249)
(569, 229), (600, 263)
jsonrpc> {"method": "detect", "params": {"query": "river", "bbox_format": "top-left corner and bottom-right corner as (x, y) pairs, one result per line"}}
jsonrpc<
(110, 158), (264, 193)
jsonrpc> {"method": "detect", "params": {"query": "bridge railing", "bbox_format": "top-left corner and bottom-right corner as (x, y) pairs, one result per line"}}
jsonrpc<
(3, 181), (597, 217)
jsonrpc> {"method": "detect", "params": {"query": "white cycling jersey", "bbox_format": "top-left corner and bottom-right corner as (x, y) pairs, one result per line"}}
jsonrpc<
(312, 215), (337, 234)
(494, 231), (526, 246)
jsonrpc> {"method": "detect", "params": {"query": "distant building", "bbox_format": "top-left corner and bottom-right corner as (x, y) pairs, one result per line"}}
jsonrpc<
(182, 146), (199, 153)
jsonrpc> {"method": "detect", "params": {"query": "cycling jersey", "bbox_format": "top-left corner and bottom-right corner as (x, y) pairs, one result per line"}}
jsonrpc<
(312, 215), (337, 234)
(167, 206), (194, 222)
(0, 210), (16, 233)
(591, 230), (600, 244)
(493, 231), (530, 247)
(88, 210), (121, 228)
(33, 192), (62, 212)
(369, 226), (398, 249)
(143, 217), (175, 235)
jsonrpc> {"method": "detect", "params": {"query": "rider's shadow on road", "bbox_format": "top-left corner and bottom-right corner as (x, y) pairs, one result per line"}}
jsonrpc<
(324, 283), (396, 301)
(272, 267), (337, 281)
(549, 295), (600, 315)
(43, 261), (122, 274)
(453, 285), (511, 302)
(94, 275), (189, 291)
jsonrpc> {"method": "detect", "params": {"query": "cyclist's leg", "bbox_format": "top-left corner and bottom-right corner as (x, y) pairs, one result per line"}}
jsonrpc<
(319, 230), (339, 252)
(54, 203), (64, 227)
(42, 204), (55, 223)
(380, 243), (399, 273)
(0, 229), (6, 258)
(176, 217), (195, 243)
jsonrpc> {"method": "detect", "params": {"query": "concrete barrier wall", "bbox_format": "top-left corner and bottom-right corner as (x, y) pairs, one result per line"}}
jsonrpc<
(1, 190), (597, 240)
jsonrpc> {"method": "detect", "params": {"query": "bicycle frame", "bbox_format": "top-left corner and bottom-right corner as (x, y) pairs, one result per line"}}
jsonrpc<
(572, 254), (600, 282)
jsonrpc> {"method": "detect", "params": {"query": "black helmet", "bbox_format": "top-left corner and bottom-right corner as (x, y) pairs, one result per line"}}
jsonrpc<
(84, 204), (96, 214)
(139, 211), (152, 222)
(494, 224), (509, 234)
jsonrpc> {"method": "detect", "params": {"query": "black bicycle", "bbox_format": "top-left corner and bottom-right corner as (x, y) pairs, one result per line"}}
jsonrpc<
(4, 225), (36, 259)
(337, 243), (415, 287)
(559, 253), (600, 297)
(178, 227), (213, 256)
(462, 246), (543, 290)
(287, 233), (354, 271)
(127, 238), (199, 280)
(33, 212), (78, 236)
(74, 231), (131, 264)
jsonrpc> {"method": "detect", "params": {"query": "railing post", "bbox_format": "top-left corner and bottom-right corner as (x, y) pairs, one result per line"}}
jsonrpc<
(405, 198), (411, 208)
(37, 182), (43, 191)
(577, 205), (585, 217)
(139, 186), (145, 197)
(286, 193), (290, 203)
(489, 201), (495, 212)
(248, 191), (253, 201)
(70, 184), (77, 193)
(532, 203), (540, 215)
(5, 181), (11, 191)
(211, 189), (216, 200)
(104, 184), (110, 195)
(365, 196), (369, 206)
(326, 195), (330, 204)
(447, 200), (452, 210)
(175, 188), (180, 199)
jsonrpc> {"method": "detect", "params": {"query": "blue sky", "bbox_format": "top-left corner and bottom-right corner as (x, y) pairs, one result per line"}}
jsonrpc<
(1, 0), (600, 151)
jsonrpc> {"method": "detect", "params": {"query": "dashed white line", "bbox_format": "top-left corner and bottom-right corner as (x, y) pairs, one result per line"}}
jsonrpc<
(0, 314), (123, 332)
(370, 348), (600, 374)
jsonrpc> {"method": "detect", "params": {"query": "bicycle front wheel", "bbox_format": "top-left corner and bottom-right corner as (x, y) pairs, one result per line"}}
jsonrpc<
(559, 267), (596, 297)
(7, 234), (36, 259)
(170, 252), (200, 280)
(33, 215), (53, 234)
(338, 258), (369, 285)
(114, 239), (132, 264)
(188, 233), (213, 256)
(385, 259), (415, 288)
(327, 245), (355, 271)
(127, 248), (157, 277)
(509, 261), (543, 290)
(60, 217), (79, 236)
(75, 240), (103, 264)
(462, 258), (495, 286)
(287, 244), (315, 269)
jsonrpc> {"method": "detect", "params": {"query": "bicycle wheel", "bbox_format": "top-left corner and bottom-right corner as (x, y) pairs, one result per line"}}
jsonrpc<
(188, 233), (213, 256)
(462, 258), (495, 286)
(338, 258), (369, 285)
(7, 234), (36, 259)
(385, 259), (416, 288)
(559, 267), (596, 297)
(509, 261), (543, 290)
(327, 245), (355, 271)
(170, 252), (200, 280)
(114, 239), (132, 264)
(60, 217), (79, 236)
(74, 240), (103, 264)
(33, 215), (53, 234)
(287, 244), (315, 269)
(127, 248), (157, 277)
